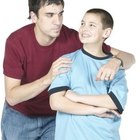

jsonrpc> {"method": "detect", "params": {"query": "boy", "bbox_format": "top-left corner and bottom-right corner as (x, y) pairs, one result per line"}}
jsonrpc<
(48, 8), (128, 140)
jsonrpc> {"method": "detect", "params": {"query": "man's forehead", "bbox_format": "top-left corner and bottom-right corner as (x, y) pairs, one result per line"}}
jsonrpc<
(40, 4), (64, 13)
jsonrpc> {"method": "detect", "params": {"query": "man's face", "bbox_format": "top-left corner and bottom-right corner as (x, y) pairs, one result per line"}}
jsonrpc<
(33, 4), (64, 43)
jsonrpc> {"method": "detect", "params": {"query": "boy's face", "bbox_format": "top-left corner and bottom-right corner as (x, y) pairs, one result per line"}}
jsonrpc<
(32, 4), (64, 42)
(79, 13), (106, 44)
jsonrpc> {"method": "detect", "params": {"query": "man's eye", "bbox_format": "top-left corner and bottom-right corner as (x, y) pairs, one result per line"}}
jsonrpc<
(81, 22), (84, 26)
(46, 13), (54, 17)
(59, 12), (63, 16)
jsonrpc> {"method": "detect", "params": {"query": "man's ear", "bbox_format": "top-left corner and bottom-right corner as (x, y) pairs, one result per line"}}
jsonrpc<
(30, 11), (37, 23)
(103, 28), (112, 39)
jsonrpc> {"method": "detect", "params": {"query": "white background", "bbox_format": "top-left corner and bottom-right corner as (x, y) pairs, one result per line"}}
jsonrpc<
(0, 0), (140, 139)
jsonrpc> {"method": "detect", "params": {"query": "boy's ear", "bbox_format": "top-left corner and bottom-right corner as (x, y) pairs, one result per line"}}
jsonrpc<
(103, 28), (112, 38)
(30, 11), (37, 23)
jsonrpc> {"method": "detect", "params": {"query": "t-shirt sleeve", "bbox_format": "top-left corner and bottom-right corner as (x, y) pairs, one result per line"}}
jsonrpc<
(3, 35), (24, 79)
(107, 70), (128, 114)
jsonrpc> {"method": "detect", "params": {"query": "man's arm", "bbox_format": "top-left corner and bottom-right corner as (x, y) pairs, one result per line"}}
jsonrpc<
(110, 47), (135, 69)
(5, 57), (72, 106)
(96, 47), (135, 81)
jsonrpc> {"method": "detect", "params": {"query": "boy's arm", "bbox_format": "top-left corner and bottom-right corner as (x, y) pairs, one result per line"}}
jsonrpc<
(66, 70), (128, 114)
(49, 91), (119, 117)
(65, 91), (117, 110)
(96, 47), (135, 81)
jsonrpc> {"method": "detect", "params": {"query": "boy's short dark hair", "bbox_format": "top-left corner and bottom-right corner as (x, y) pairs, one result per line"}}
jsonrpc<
(86, 8), (114, 29)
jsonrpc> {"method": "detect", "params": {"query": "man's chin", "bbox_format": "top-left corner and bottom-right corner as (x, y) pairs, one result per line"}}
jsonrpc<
(52, 32), (60, 38)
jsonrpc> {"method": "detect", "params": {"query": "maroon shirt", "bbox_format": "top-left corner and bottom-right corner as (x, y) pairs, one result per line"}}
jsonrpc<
(3, 23), (111, 116)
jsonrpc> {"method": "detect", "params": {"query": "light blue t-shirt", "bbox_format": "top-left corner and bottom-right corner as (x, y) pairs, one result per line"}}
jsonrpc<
(48, 48), (128, 140)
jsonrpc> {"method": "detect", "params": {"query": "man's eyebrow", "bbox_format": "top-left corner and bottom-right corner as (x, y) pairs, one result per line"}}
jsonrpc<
(45, 10), (64, 15)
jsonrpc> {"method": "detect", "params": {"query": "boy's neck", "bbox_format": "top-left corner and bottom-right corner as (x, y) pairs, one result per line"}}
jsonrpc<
(83, 43), (106, 57)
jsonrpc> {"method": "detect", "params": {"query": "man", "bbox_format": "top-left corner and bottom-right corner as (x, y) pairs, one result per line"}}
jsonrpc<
(1, 0), (135, 139)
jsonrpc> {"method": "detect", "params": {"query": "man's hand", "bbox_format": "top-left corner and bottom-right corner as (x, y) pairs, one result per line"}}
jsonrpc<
(47, 57), (72, 83)
(96, 57), (121, 81)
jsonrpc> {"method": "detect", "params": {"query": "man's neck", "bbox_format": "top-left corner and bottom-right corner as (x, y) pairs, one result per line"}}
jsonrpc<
(34, 27), (56, 46)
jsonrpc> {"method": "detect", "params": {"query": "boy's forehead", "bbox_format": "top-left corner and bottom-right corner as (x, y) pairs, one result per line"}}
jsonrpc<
(83, 13), (101, 22)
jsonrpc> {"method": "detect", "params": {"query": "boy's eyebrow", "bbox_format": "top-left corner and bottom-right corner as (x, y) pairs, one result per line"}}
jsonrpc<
(81, 20), (97, 24)
(89, 22), (97, 24)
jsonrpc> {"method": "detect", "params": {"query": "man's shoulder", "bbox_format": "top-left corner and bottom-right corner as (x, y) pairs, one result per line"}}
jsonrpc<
(61, 24), (78, 35)
(61, 24), (77, 31)
(8, 23), (34, 39)
(59, 25), (80, 46)
(103, 43), (111, 53)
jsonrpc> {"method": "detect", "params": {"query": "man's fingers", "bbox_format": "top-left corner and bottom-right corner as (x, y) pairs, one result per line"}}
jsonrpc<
(96, 70), (111, 81)
(52, 57), (72, 74)
(96, 68), (104, 80)
(109, 72), (115, 80)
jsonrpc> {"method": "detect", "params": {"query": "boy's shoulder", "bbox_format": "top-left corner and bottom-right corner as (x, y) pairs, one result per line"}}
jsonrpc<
(63, 49), (81, 59)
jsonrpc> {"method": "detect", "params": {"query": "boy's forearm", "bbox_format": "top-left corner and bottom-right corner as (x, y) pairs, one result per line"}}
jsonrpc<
(75, 94), (117, 110)
(50, 91), (118, 118)
(50, 91), (97, 115)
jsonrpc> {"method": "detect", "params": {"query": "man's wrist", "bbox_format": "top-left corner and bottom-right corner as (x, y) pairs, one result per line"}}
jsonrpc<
(113, 55), (123, 67)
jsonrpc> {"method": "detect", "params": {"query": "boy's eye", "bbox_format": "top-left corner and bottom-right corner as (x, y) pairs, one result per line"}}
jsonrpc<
(90, 24), (96, 27)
